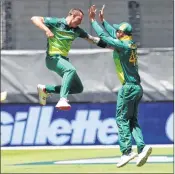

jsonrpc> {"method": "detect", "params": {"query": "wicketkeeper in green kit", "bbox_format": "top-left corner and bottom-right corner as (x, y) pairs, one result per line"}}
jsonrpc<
(31, 8), (107, 111)
(88, 5), (152, 168)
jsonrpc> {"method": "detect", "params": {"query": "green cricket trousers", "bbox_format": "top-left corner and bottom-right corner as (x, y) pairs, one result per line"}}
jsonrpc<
(45, 55), (83, 98)
(116, 83), (145, 154)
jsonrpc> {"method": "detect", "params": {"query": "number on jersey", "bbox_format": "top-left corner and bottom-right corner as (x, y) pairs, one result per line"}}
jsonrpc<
(129, 50), (137, 66)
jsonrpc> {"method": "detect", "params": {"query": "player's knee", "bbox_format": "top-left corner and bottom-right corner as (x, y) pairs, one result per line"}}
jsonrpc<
(74, 83), (83, 93)
(78, 84), (84, 93)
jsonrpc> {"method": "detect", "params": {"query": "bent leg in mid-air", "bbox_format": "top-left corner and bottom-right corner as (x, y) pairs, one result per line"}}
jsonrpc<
(37, 55), (83, 111)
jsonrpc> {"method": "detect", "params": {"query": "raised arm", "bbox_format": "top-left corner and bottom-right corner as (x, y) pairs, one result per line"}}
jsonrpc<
(102, 20), (116, 38)
(89, 5), (124, 49)
(99, 5), (116, 38)
(92, 21), (123, 49)
(31, 16), (54, 38)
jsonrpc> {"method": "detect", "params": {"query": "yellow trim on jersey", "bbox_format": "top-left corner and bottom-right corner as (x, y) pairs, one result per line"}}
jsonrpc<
(114, 57), (125, 84)
(120, 35), (133, 41)
(49, 47), (68, 57)
(48, 39), (69, 57)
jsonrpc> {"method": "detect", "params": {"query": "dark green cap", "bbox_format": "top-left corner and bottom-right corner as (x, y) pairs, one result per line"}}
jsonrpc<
(113, 22), (132, 35)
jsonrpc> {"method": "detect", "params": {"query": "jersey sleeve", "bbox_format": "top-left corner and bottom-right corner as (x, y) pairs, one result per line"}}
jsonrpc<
(91, 21), (124, 50)
(77, 28), (89, 38)
(43, 17), (59, 27)
(102, 20), (116, 38)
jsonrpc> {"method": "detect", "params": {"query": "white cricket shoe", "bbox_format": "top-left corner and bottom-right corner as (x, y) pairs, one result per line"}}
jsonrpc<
(136, 146), (152, 167)
(0, 91), (7, 102)
(116, 151), (138, 168)
(37, 84), (50, 106)
(55, 98), (71, 111)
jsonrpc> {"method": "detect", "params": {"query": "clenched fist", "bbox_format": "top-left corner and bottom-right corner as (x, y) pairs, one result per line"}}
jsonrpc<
(46, 30), (54, 38)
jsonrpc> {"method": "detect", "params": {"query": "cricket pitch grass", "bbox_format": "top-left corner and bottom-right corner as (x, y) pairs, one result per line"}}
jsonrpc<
(1, 146), (174, 173)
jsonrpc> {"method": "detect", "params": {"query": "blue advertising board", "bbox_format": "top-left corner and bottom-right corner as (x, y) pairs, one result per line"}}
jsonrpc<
(1, 102), (173, 146)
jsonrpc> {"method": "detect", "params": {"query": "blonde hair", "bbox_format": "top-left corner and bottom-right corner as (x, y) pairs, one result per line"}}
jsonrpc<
(68, 8), (84, 16)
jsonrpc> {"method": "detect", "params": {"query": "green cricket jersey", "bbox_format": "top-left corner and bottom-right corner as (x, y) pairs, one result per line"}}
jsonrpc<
(44, 17), (88, 57)
(92, 21), (141, 85)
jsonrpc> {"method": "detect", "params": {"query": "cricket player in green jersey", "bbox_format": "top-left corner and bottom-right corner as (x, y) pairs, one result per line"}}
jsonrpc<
(31, 8), (107, 111)
(89, 5), (152, 168)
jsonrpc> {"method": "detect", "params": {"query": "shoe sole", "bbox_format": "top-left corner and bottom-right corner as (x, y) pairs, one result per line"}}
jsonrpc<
(55, 105), (71, 111)
(1, 91), (7, 102)
(37, 86), (46, 106)
(136, 147), (152, 167)
(117, 154), (138, 168)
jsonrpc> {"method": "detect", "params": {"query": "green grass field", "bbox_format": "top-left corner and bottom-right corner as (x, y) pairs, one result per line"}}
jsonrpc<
(1, 146), (173, 173)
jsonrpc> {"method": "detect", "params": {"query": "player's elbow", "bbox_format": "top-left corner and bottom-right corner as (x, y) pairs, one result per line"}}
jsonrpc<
(31, 16), (38, 24)
(31, 16), (43, 23)
(31, 16), (37, 21)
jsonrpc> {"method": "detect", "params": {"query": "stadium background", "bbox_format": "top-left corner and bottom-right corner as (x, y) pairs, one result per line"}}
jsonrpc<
(1, 0), (174, 173)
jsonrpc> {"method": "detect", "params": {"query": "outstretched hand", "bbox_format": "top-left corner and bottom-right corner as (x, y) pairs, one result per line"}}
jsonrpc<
(99, 4), (105, 22)
(88, 5), (97, 22)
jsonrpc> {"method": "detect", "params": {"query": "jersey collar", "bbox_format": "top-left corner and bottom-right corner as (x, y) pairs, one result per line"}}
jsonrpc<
(63, 18), (68, 25)
(120, 35), (133, 41)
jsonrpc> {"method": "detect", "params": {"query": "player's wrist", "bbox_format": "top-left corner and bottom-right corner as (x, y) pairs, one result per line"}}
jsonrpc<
(101, 19), (106, 23)
(90, 18), (96, 22)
